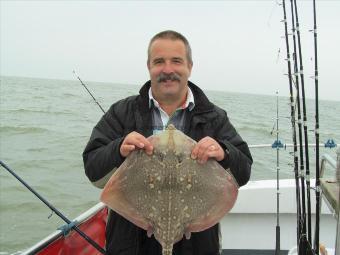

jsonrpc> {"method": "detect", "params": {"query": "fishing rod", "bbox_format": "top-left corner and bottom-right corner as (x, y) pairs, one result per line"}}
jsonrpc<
(0, 160), (106, 255)
(274, 91), (281, 255)
(281, 0), (303, 251)
(289, 1), (310, 253)
(292, 0), (313, 248)
(312, 0), (321, 253)
(73, 70), (106, 114)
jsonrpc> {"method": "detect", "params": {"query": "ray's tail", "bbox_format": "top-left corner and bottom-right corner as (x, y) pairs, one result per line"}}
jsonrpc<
(162, 246), (173, 255)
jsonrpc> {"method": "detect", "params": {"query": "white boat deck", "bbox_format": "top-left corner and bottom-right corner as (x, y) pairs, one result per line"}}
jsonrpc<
(220, 179), (336, 253)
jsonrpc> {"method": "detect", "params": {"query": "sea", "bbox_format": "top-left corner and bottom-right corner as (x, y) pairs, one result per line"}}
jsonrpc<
(0, 76), (339, 254)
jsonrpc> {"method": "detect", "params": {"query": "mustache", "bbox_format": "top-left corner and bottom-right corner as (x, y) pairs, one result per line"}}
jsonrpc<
(156, 72), (181, 83)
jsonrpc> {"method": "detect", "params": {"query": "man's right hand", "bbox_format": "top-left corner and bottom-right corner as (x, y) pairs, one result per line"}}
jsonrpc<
(120, 131), (153, 158)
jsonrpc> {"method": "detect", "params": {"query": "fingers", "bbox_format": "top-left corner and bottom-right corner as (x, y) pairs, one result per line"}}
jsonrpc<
(120, 133), (224, 163)
(191, 137), (225, 164)
(120, 132), (153, 157)
(120, 144), (136, 157)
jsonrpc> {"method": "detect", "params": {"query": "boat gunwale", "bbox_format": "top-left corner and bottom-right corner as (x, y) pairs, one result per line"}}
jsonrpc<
(21, 202), (106, 255)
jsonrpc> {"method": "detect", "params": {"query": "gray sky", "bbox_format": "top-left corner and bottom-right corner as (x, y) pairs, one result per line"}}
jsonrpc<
(1, 1), (339, 101)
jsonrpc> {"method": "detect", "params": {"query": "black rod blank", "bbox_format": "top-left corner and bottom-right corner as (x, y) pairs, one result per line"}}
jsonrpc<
(0, 160), (105, 254)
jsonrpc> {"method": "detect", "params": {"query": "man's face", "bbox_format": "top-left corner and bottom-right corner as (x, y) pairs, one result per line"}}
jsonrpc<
(147, 39), (192, 102)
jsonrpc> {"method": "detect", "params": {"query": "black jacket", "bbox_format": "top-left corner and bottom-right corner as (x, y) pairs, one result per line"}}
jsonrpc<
(83, 81), (252, 255)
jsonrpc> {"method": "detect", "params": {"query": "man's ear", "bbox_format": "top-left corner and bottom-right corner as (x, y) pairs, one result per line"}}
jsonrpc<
(188, 62), (193, 76)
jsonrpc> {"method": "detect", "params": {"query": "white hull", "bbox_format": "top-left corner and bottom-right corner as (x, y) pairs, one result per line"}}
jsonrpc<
(221, 179), (336, 252)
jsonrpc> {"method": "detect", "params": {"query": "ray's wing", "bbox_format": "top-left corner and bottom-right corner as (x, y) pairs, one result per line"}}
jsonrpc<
(185, 160), (239, 233)
(100, 150), (153, 230)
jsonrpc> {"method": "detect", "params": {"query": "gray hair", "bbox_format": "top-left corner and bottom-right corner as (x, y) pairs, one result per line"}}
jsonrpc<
(147, 30), (193, 65)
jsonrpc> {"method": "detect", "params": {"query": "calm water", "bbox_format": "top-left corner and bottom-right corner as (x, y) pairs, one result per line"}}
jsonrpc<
(0, 76), (339, 253)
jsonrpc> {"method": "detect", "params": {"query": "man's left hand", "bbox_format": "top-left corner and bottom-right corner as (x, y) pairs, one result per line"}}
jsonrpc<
(190, 136), (225, 164)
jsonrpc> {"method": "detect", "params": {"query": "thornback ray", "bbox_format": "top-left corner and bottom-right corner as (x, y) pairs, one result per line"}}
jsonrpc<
(100, 124), (239, 255)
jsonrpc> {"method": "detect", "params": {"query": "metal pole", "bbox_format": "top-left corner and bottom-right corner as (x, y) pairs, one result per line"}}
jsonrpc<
(275, 91), (281, 255)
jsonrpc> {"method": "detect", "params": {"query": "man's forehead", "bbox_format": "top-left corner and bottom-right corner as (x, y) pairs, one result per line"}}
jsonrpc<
(149, 39), (186, 54)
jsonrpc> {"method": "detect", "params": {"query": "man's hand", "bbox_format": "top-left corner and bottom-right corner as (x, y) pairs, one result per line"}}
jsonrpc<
(120, 132), (153, 158)
(191, 136), (225, 164)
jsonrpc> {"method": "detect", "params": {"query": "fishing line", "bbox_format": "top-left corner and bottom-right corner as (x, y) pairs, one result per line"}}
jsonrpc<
(267, 0), (281, 28)
(48, 210), (54, 219)
(0, 160), (106, 255)
(73, 70), (106, 114)
(276, 48), (281, 64)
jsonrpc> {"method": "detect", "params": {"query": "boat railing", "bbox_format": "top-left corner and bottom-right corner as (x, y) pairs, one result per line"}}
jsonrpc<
(248, 141), (337, 149)
(320, 153), (337, 179)
(319, 148), (340, 254)
(320, 151), (339, 216)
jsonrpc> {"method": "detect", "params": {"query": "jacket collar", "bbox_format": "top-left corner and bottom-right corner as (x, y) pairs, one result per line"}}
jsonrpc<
(137, 80), (214, 114)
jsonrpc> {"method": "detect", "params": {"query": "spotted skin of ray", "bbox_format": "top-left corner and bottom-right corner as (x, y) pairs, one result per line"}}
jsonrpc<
(101, 125), (239, 255)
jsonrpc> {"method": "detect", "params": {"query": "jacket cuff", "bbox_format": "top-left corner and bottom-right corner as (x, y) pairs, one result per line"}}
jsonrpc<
(217, 140), (231, 169)
(113, 136), (126, 165)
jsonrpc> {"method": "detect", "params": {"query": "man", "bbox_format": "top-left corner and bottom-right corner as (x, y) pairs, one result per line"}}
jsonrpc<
(83, 30), (252, 255)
